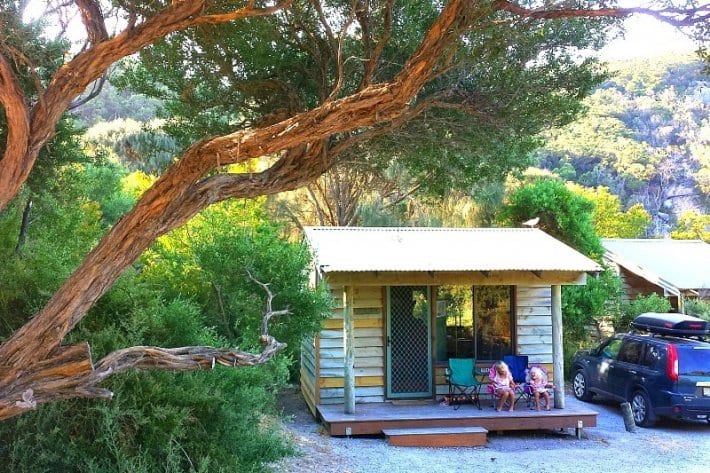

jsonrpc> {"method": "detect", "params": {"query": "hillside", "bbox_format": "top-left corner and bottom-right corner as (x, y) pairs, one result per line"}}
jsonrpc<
(534, 54), (709, 236)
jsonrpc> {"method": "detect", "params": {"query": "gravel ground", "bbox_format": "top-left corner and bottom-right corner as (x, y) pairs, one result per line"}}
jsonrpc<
(269, 387), (710, 473)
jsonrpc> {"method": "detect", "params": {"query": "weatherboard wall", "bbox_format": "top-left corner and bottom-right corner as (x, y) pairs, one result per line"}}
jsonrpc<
(316, 285), (386, 405)
(301, 283), (556, 406)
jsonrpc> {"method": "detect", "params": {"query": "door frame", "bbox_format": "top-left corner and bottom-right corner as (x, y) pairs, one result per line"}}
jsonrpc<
(385, 286), (433, 399)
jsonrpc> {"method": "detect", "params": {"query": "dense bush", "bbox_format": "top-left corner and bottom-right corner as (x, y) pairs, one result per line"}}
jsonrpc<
(1, 325), (294, 472)
(683, 299), (710, 321)
(617, 293), (673, 331)
(0, 160), (329, 472)
(498, 177), (604, 258)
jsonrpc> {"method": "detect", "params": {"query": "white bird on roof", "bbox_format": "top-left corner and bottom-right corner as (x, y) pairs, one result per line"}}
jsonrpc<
(522, 217), (540, 228)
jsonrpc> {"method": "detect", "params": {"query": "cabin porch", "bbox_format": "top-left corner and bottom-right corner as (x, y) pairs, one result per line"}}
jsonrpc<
(317, 400), (597, 440)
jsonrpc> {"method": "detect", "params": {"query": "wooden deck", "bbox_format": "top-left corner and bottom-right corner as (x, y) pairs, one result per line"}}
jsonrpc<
(317, 401), (597, 438)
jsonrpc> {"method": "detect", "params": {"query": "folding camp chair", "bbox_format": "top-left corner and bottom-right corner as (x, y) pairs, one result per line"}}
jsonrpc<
(486, 355), (528, 409)
(503, 354), (528, 403)
(445, 358), (483, 410)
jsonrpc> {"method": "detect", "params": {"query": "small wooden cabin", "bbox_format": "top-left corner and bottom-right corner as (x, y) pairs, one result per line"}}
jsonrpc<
(301, 227), (601, 416)
(603, 238), (710, 312)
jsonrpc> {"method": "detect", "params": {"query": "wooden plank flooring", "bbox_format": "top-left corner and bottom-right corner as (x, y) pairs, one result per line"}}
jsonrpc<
(317, 401), (597, 437)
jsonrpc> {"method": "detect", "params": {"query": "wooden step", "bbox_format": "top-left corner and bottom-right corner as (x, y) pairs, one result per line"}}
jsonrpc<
(382, 426), (488, 447)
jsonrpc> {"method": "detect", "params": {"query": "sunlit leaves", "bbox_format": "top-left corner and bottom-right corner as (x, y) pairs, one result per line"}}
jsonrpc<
(140, 198), (331, 367)
(671, 210), (710, 242)
(569, 184), (651, 237)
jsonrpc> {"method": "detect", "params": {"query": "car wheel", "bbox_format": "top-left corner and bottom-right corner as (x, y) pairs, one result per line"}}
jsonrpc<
(630, 390), (656, 427)
(572, 370), (593, 401)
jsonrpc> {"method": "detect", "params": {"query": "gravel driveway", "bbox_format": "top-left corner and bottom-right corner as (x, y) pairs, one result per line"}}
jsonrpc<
(270, 387), (710, 473)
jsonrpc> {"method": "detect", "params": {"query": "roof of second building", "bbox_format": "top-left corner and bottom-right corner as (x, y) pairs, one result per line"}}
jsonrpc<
(602, 238), (710, 290)
(304, 227), (601, 273)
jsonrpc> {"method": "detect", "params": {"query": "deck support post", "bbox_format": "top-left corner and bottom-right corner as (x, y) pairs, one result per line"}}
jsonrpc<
(343, 285), (355, 414)
(551, 284), (565, 409)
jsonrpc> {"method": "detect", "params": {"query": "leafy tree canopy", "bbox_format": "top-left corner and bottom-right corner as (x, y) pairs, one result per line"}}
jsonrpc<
(114, 0), (613, 197)
(671, 210), (710, 242)
(498, 176), (604, 258)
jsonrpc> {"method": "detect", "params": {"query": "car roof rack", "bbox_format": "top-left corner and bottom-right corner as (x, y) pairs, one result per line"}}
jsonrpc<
(631, 312), (709, 339)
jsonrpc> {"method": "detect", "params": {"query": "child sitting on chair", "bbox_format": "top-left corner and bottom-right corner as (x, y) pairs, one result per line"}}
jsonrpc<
(492, 361), (516, 412)
(528, 366), (552, 411)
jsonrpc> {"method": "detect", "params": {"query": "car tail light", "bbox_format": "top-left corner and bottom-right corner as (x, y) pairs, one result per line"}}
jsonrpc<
(666, 344), (679, 381)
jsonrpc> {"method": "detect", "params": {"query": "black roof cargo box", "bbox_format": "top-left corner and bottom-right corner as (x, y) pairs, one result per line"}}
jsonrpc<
(632, 312), (709, 337)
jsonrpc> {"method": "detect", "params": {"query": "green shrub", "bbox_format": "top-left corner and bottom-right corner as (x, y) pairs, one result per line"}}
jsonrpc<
(684, 299), (710, 321)
(618, 293), (672, 331)
(0, 293), (294, 473)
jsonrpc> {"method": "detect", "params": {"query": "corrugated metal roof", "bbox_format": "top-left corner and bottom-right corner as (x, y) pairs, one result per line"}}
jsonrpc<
(304, 227), (601, 273)
(602, 238), (710, 291)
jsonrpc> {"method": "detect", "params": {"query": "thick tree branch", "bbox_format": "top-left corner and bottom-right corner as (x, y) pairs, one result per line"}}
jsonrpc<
(0, 0), (294, 211)
(75, 0), (109, 45)
(0, 338), (287, 421)
(0, 53), (31, 207)
(495, 0), (710, 27)
(0, 283), (287, 421)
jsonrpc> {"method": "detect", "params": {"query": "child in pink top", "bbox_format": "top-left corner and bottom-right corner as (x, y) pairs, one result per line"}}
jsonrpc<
(492, 361), (516, 412)
(528, 366), (552, 411)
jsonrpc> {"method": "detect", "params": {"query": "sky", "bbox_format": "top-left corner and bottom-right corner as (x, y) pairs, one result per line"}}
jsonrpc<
(598, 11), (698, 60)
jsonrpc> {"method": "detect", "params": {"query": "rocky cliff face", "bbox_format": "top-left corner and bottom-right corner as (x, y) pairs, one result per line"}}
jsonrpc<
(536, 55), (709, 237)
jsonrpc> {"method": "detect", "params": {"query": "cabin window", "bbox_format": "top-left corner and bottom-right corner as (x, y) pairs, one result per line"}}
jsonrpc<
(436, 285), (514, 362)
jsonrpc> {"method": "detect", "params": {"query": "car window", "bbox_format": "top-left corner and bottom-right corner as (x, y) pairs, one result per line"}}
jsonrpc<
(678, 346), (710, 375)
(601, 338), (623, 359)
(618, 339), (644, 365)
(642, 344), (664, 369)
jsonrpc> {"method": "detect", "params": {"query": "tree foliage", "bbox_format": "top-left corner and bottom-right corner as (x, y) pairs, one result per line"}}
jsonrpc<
(139, 198), (331, 374)
(0, 158), (327, 471)
(115, 0), (617, 228)
(671, 210), (710, 242)
(618, 293), (672, 331)
(498, 177), (604, 258)
(569, 183), (651, 238)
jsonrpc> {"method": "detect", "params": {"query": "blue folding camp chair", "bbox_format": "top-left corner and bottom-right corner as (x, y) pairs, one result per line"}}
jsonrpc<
(445, 358), (483, 410)
(503, 354), (529, 403)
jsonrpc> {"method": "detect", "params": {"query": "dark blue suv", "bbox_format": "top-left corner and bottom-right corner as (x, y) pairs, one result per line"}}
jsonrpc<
(571, 313), (710, 427)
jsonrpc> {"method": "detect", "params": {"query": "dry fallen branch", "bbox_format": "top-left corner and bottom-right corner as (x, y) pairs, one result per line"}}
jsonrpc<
(0, 277), (288, 421)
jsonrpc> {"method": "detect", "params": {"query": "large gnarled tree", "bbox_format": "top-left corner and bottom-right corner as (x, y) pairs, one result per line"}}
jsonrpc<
(0, 0), (708, 420)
